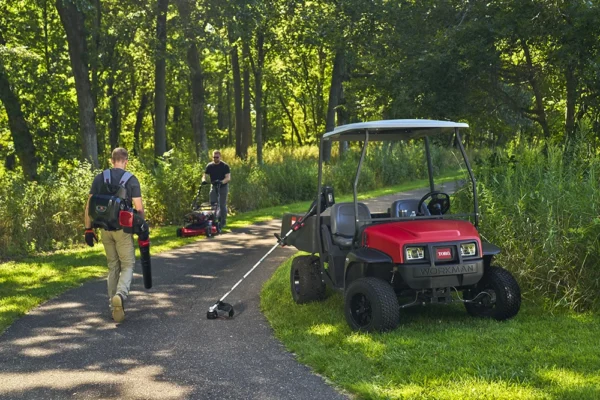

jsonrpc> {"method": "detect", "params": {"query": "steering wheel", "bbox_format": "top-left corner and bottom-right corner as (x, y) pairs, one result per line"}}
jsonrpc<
(417, 191), (451, 215)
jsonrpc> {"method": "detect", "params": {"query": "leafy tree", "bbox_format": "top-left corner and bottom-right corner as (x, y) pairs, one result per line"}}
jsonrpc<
(55, 0), (99, 167)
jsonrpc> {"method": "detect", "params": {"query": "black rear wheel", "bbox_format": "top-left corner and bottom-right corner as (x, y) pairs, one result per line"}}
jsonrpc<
(176, 228), (182, 237)
(464, 265), (521, 320)
(290, 255), (326, 304)
(344, 277), (399, 332)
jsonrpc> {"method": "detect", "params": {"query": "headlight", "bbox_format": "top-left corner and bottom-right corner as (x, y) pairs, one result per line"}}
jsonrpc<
(460, 242), (477, 257)
(406, 246), (425, 260)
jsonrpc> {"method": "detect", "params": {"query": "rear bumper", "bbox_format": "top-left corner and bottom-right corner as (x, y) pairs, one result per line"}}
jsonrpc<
(397, 259), (484, 289)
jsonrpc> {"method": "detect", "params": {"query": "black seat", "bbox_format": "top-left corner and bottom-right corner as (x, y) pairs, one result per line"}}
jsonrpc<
(330, 202), (370, 247)
(390, 199), (430, 217)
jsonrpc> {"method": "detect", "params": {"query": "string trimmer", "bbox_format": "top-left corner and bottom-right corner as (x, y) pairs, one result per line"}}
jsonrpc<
(206, 188), (333, 319)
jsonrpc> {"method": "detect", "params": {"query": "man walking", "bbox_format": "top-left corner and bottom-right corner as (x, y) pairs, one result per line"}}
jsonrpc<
(203, 150), (230, 227)
(84, 148), (145, 323)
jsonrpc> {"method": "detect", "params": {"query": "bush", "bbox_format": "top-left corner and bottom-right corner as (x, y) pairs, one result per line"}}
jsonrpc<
(0, 141), (452, 258)
(453, 143), (600, 311)
(0, 161), (94, 257)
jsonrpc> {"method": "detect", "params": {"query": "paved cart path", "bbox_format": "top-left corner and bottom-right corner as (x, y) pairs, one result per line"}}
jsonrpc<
(0, 182), (461, 400)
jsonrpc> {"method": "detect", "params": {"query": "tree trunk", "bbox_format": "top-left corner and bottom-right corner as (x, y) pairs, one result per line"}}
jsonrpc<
(337, 85), (348, 156)
(262, 88), (268, 145)
(154, 0), (169, 157)
(55, 0), (99, 167)
(316, 46), (326, 132)
(134, 92), (151, 156)
(108, 74), (120, 150)
(91, 0), (101, 107)
(324, 48), (345, 162)
(230, 42), (243, 158)
(521, 39), (550, 140)
(187, 40), (207, 157)
(279, 95), (302, 146)
(42, 0), (51, 73)
(224, 51), (233, 146)
(254, 31), (264, 165)
(0, 51), (38, 180)
(241, 40), (251, 157)
(176, 0), (207, 158)
(565, 65), (577, 145)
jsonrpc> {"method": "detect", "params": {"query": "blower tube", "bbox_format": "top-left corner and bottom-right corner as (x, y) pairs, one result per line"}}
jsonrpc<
(138, 237), (152, 289)
(135, 214), (152, 289)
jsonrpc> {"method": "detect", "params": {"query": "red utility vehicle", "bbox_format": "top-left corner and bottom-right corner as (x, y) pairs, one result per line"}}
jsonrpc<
(280, 120), (521, 332)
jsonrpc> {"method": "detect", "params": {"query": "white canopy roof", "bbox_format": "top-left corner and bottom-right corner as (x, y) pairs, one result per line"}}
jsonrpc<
(322, 119), (469, 141)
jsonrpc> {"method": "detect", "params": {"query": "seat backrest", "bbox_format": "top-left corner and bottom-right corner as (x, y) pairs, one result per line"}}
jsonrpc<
(330, 202), (370, 247)
(390, 199), (430, 217)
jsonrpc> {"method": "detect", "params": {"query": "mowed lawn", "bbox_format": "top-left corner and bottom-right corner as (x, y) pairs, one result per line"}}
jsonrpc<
(262, 255), (600, 400)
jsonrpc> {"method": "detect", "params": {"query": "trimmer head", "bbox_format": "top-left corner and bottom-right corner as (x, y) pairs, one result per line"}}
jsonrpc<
(206, 301), (235, 319)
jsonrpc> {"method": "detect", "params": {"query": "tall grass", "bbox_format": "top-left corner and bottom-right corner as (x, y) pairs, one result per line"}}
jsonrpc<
(0, 142), (459, 259)
(453, 143), (600, 311)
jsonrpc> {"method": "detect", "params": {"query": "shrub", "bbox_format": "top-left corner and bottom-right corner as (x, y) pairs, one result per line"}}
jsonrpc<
(453, 143), (600, 311)
(0, 141), (451, 258)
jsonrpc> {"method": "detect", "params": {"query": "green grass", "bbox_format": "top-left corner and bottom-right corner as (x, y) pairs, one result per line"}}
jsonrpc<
(0, 173), (461, 334)
(261, 255), (600, 400)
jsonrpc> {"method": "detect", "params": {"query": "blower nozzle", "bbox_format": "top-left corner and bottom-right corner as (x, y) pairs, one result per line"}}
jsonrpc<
(138, 237), (152, 289)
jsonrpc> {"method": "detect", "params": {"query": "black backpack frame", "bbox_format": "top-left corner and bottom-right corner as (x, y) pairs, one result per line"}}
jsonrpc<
(89, 170), (134, 231)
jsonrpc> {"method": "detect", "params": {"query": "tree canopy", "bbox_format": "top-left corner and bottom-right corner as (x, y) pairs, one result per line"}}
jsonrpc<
(2, 0), (600, 178)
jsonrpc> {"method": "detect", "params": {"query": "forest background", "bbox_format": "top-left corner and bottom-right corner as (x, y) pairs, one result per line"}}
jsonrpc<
(2, 0), (600, 311)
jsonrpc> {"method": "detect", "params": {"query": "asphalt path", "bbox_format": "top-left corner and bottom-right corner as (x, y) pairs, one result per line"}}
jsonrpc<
(0, 182), (461, 400)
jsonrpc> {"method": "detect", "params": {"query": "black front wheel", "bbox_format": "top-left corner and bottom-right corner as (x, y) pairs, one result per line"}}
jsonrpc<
(463, 265), (521, 320)
(344, 277), (399, 332)
(290, 255), (326, 304)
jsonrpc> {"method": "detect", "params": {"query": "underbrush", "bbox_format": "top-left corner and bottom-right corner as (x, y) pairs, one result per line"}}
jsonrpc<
(0, 141), (459, 258)
(453, 143), (600, 311)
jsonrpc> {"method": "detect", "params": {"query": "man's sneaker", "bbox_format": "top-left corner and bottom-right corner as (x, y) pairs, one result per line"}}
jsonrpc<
(111, 293), (125, 323)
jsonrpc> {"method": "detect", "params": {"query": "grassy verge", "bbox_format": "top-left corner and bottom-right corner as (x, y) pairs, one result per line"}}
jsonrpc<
(0, 173), (461, 334)
(261, 255), (600, 400)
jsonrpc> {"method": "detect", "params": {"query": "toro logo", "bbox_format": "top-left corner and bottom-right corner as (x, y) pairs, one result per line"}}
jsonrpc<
(436, 248), (452, 260)
(95, 205), (107, 213)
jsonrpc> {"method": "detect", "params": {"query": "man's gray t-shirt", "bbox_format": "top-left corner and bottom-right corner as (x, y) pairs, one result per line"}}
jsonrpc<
(89, 168), (142, 201)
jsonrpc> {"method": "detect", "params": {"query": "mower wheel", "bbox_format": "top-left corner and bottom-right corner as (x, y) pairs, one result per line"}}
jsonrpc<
(463, 265), (521, 321)
(176, 228), (182, 237)
(290, 255), (326, 304)
(344, 277), (399, 332)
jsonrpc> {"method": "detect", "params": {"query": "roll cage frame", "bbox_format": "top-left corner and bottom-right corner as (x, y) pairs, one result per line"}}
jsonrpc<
(315, 119), (480, 257)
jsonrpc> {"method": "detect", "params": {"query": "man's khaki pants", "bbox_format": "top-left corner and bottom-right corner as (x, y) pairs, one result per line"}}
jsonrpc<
(101, 229), (135, 304)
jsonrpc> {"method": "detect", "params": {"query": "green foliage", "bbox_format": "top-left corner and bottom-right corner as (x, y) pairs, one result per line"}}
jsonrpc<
(0, 142), (457, 258)
(0, 161), (94, 257)
(262, 255), (600, 400)
(453, 141), (600, 311)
